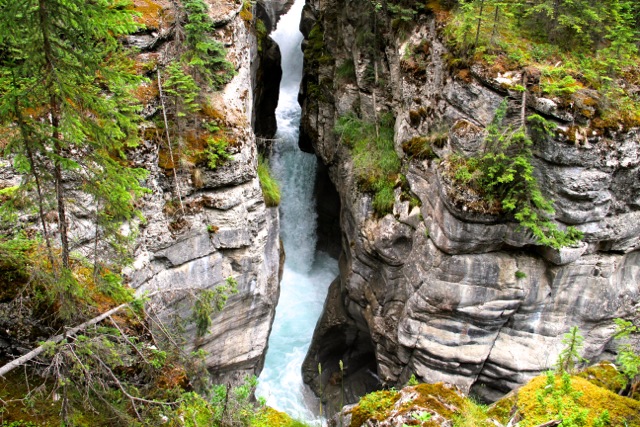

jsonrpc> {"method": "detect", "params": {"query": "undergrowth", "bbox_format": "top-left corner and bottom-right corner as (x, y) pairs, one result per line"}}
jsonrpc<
(335, 112), (400, 216)
(445, 101), (582, 249)
(444, 0), (640, 130)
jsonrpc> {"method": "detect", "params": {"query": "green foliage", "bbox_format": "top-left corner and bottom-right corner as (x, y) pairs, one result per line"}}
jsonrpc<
(0, 233), (35, 286)
(180, 0), (236, 88)
(0, 422), (39, 427)
(541, 74), (580, 97)
(336, 58), (357, 81)
(257, 155), (281, 207)
(447, 101), (583, 249)
(193, 276), (239, 338)
(452, 398), (491, 427)
(164, 62), (201, 117)
(515, 270), (527, 279)
(556, 326), (588, 374)
(203, 137), (233, 170)
(407, 373), (419, 386)
(614, 317), (640, 393)
(335, 113), (400, 216)
(0, 0), (148, 271)
(444, 0), (640, 129)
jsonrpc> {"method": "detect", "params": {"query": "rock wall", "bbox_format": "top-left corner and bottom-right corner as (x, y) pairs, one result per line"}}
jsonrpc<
(299, 0), (640, 403)
(123, 0), (284, 385)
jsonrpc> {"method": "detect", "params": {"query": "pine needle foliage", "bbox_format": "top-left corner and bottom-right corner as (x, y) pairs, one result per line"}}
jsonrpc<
(0, 0), (149, 273)
(448, 101), (582, 249)
(181, 0), (236, 89)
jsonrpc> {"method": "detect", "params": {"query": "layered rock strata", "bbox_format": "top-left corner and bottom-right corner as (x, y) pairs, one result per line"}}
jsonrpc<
(299, 0), (640, 403)
(124, 0), (285, 384)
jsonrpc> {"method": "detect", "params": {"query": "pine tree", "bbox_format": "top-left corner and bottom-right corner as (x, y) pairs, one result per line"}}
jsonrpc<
(0, 0), (147, 272)
(556, 326), (587, 374)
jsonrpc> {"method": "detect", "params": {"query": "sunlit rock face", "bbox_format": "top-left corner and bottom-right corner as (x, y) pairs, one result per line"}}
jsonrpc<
(121, 0), (288, 385)
(299, 0), (640, 403)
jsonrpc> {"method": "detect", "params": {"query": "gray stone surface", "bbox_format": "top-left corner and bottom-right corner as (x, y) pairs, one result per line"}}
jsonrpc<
(122, 1), (283, 385)
(298, 0), (640, 406)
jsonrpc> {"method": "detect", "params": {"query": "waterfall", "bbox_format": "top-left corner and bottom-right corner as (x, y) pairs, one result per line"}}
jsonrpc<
(256, 0), (338, 422)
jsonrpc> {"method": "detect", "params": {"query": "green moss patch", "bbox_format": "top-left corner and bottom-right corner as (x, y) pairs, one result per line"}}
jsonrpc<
(577, 362), (627, 395)
(493, 373), (640, 427)
(350, 389), (400, 427)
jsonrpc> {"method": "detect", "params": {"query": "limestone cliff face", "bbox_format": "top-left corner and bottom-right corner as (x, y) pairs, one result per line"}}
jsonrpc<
(299, 0), (640, 402)
(122, 0), (284, 385)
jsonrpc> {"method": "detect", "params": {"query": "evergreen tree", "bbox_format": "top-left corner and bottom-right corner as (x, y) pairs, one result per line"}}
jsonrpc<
(0, 0), (147, 271)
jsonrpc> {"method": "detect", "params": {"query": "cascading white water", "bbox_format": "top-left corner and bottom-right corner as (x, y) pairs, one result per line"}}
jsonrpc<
(255, 0), (338, 422)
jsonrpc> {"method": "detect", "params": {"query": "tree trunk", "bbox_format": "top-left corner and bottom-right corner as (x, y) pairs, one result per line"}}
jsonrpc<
(474, 0), (486, 49)
(38, 0), (69, 268)
(53, 114), (70, 269)
(13, 98), (55, 268)
(490, 4), (500, 45)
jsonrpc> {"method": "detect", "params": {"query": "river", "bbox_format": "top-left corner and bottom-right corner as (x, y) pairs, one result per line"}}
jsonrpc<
(255, 0), (338, 423)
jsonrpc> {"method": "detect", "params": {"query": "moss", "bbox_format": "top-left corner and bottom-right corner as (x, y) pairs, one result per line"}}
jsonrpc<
(349, 389), (400, 427)
(132, 0), (165, 30)
(409, 383), (466, 419)
(577, 362), (626, 394)
(239, 0), (253, 23)
(250, 407), (311, 427)
(132, 81), (159, 105)
(409, 110), (422, 126)
(487, 393), (517, 422)
(402, 133), (446, 160)
(507, 374), (640, 427)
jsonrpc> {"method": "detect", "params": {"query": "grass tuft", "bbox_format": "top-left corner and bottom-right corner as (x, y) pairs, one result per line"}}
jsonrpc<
(258, 155), (281, 207)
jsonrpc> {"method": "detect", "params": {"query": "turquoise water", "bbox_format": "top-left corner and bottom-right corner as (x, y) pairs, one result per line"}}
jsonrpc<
(255, 0), (338, 422)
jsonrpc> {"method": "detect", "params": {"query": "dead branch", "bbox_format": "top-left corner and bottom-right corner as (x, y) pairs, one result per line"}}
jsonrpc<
(0, 286), (203, 377)
(0, 302), (128, 378)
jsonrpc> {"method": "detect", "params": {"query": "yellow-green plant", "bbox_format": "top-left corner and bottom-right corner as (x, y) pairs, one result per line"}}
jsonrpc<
(257, 155), (281, 207)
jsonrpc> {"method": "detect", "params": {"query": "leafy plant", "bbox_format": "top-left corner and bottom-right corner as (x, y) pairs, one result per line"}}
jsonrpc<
(193, 276), (239, 338)
(203, 137), (233, 170)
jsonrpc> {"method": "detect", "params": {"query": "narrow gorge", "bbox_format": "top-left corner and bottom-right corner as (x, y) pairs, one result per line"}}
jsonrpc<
(1, 0), (639, 425)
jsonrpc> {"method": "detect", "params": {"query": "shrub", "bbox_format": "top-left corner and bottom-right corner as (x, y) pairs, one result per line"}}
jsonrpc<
(446, 101), (583, 249)
(204, 137), (233, 170)
(257, 155), (281, 207)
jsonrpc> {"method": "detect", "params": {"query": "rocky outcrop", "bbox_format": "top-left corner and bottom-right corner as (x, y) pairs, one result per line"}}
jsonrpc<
(299, 0), (640, 404)
(124, 0), (284, 385)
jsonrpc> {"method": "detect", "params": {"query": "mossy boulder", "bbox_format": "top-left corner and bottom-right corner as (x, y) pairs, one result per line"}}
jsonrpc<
(347, 383), (466, 427)
(490, 373), (640, 427)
